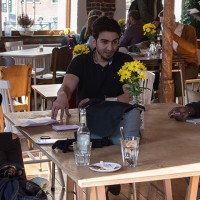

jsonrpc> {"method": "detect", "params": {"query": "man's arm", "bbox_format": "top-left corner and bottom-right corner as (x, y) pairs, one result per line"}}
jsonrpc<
(173, 25), (197, 55)
(51, 74), (79, 120)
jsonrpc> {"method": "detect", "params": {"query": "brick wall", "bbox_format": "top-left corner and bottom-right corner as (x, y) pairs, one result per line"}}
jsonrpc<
(86, 0), (116, 18)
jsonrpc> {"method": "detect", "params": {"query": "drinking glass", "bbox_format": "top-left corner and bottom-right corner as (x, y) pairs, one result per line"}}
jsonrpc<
(73, 142), (92, 166)
(120, 136), (140, 167)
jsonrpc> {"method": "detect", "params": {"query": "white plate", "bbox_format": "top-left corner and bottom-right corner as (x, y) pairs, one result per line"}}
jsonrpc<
(89, 162), (121, 173)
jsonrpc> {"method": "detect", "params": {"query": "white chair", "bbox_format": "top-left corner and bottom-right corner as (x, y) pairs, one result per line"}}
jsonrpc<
(0, 80), (65, 189)
(140, 71), (155, 104)
(4, 41), (23, 51)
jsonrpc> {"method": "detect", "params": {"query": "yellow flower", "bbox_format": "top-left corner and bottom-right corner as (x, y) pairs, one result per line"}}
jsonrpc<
(118, 19), (126, 35)
(143, 23), (157, 42)
(72, 44), (90, 57)
(118, 60), (147, 96)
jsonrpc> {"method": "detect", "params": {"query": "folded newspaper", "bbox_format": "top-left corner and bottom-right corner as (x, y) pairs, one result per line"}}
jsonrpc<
(52, 124), (79, 131)
(15, 117), (58, 127)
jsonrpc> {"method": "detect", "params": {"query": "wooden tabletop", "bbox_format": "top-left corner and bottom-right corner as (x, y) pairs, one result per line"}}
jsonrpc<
(32, 84), (61, 99)
(4, 103), (200, 199)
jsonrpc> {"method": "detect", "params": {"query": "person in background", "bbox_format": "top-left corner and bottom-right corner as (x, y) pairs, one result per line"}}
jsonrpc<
(128, 0), (163, 28)
(159, 10), (199, 104)
(84, 15), (99, 50)
(119, 10), (147, 49)
(78, 9), (104, 44)
(168, 101), (200, 121)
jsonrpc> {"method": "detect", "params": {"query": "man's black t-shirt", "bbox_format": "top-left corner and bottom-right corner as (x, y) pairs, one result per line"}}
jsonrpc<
(66, 50), (133, 104)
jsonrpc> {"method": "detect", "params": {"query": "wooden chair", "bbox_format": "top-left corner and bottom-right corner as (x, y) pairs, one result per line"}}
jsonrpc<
(0, 64), (32, 112)
(35, 45), (73, 84)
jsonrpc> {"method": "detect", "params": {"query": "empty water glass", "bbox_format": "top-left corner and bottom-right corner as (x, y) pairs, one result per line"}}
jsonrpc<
(73, 142), (92, 166)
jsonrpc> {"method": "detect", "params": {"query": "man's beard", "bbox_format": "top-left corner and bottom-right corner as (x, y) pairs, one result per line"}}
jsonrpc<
(96, 49), (115, 62)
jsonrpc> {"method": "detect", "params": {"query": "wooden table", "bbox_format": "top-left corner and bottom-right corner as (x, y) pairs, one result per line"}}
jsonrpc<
(4, 103), (200, 200)
(32, 84), (61, 110)
(0, 47), (54, 110)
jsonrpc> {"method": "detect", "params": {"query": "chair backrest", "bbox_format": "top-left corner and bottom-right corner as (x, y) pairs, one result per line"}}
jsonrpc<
(51, 45), (73, 80)
(0, 56), (15, 66)
(140, 71), (155, 104)
(0, 64), (32, 111)
(0, 80), (14, 131)
(4, 41), (23, 51)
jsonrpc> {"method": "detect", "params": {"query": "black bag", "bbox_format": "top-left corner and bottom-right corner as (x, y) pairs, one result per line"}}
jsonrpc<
(0, 163), (47, 200)
(82, 99), (144, 138)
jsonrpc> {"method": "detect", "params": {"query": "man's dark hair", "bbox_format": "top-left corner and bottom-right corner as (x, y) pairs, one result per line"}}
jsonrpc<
(92, 16), (121, 40)
(128, 10), (140, 20)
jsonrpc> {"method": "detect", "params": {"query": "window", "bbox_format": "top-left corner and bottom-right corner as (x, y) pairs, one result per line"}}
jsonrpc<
(1, 0), (68, 32)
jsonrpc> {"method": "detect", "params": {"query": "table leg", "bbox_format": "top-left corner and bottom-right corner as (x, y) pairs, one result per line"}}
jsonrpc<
(75, 183), (84, 200)
(67, 175), (75, 200)
(89, 186), (106, 200)
(163, 179), (173, 200)
(185, 176), (199, 200)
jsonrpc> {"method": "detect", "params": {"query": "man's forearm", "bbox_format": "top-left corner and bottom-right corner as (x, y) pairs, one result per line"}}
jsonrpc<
(57, 85), (72, 101)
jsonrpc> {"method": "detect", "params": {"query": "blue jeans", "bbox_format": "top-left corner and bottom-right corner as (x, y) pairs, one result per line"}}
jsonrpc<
(91, 108), (141, 145)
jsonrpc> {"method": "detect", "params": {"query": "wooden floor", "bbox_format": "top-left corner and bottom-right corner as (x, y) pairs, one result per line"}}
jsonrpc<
(25, 83), (200, 200)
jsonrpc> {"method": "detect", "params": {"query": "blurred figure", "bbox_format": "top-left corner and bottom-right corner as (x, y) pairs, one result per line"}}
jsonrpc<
(159, 10), (199, 104)
(120, 10), (147, 49)
(79, 9), (104, 44)
(168, 101), (200, 121)
(84, 15), (99, 50)
(129, 0), (163, 28)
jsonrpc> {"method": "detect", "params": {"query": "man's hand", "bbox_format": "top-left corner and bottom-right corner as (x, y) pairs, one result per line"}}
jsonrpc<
(51, 91), (71, 120)
(168, 106), (190, 121)
(117, 93), (131, 103)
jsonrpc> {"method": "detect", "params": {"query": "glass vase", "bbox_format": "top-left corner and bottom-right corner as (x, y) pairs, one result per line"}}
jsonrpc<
(148, 41), (157, 57)
(130, 95), (144, 130)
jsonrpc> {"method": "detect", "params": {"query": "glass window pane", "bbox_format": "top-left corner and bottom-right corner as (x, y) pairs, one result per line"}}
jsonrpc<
(1, 0), (66, 31)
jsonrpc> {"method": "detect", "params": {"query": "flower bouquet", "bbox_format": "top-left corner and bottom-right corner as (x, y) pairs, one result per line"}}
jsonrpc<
(143, 23), (157, 56)
(143, 23), (156, 42)
(72, 44), (90, 57)
(118, 19), (126, 35)
(118, 60), (147, 99)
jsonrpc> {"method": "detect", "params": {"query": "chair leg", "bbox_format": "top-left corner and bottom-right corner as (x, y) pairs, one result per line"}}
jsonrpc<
(51, 162), (55, 191)
(58, 167), (65, 188)
(27, 139), (33, 150)
(185, 83), (190, 104)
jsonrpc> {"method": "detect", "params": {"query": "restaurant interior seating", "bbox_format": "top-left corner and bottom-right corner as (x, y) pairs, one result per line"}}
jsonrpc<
(4, 41), (46, 76)
(35, 45), (73, 84)
(4, 41), (23, 51)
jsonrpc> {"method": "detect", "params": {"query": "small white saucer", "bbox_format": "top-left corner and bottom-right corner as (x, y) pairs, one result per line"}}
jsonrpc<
(89, 162), (121, 173)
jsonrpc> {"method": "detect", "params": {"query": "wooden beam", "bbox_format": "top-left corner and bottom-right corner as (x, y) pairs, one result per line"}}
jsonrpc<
(158, 0), (174, 102)
(66, 0), (71, 28)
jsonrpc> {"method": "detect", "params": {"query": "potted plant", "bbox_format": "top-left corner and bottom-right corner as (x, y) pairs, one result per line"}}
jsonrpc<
(17, 13), (34, 36)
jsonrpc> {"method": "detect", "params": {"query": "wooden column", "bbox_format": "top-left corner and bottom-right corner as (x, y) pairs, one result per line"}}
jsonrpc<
(158, 0), (174, 102)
